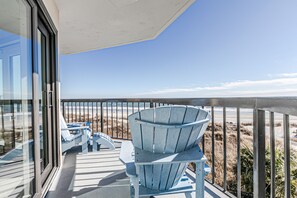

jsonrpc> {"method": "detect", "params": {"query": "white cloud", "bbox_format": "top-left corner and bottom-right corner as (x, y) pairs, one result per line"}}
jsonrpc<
(136, 76), (297, 97)
(279, 73), (297, 77)
(268, 72), (297, 78)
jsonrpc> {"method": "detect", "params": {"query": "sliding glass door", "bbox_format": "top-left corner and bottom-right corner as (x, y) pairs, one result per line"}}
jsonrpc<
(0, 0), (59, 197)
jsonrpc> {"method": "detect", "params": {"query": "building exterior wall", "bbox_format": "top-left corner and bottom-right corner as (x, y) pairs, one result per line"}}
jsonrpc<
(42, 0), (59, 32)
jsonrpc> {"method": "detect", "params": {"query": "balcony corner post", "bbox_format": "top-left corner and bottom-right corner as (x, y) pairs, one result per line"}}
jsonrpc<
(253, 109), (266, 198)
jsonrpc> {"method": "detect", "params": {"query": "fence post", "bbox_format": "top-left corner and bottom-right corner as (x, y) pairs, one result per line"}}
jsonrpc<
(283, 114), (291, 198)
(253, 109), (266, 198)
(149, 102), (154, 108)
(100, 102), (104, 132)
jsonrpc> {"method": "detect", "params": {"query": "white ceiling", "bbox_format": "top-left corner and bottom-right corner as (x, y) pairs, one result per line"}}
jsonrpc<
(55, 0), (195, 54)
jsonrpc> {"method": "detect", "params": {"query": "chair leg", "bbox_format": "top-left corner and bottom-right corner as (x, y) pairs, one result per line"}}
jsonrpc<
(93, 135), (98, 152)
(185, 192), (192, 198)
(130, 179), (134, 198)
(82, 130), (88, 154)
(131, 176), (139, 198)
(195, 161), (205, 198)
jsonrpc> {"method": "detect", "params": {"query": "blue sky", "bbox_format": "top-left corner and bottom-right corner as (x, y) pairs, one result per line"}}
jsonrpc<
(60, 0), (297, 98)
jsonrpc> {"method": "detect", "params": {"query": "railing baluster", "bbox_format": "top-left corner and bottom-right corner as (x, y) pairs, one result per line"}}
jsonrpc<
(127, 102), (129, 139)
(270, 112), (275, 198)
(77, 102), (79, 122)
(75, 102), (77, 122)
(121, 102), (124, 139)
(96, 102), (99, 132)
(283, 114), (290, 198)
(71, 102), (74, 122)
(87, 102), (89, 122)
(106, 102), (109, 135)
(116, 102), (118, 139)
(71, 102), (75, 122)
(211, 106), (215, 184)
(223, 107), (227, 191)
(110, 102), (114, 137)
(237, 107), (241, 198)
(67, 102), (69, 122)
(82, 102), (84, 122)
(91, 102), (94, 131)
(100, 102), (103, 133)
(202, 106), (205, 153)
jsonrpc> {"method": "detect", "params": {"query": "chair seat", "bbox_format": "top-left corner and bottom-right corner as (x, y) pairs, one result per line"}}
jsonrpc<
(131, 175), (194, 197)
(125, 160), (211, 178)
(92, 132), (115, 151)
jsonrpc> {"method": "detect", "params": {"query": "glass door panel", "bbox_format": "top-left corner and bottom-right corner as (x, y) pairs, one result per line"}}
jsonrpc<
(0, 0), (35, 197)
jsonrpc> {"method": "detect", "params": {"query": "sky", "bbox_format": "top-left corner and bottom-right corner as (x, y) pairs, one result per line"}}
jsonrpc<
(60, 0), (297, 98)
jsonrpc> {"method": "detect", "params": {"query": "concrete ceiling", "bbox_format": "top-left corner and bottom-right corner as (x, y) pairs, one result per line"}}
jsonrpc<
(55, 0), (195, 54)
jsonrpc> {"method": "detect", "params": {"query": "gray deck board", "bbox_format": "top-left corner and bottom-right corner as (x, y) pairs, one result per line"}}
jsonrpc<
(46, 144), (228, 198)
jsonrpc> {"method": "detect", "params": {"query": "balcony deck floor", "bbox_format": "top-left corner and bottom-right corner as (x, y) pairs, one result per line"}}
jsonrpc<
(46, 143), (228, 198)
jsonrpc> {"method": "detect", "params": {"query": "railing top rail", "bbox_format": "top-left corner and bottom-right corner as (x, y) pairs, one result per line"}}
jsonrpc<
(60, 97), (297, 116)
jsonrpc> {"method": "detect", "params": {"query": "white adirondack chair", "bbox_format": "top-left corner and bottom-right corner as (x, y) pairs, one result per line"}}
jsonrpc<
(60, 113), (90, 153)
(120, 105), (211, 198)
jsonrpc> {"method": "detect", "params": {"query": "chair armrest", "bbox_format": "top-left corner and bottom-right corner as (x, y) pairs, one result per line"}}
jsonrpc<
(119, 141), (134, 164)
(134, 146), (206, 165)
(67, 122), (86, 125)
(119, 141), (206, 166)
(61, 126), (89, 131)
(119, 142), (137, 177)
(134, 118), (209, 129)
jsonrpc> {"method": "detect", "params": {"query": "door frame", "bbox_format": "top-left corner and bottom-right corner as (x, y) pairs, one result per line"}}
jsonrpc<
(37, 19), (54, 184)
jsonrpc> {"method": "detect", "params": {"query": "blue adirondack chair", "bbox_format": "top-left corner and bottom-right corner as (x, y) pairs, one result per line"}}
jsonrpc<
(60, 113), (115, 153)
(120, 105), (211, 198)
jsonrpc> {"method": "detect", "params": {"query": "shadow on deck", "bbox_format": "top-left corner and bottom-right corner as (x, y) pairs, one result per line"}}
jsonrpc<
(46, 144), (228, 198)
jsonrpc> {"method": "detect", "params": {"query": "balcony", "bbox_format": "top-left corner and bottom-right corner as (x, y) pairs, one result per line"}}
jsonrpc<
(43, 97), (296, 197)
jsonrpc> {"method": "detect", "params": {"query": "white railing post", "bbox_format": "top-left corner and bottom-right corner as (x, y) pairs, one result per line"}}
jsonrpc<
(253, 109), (266, 197)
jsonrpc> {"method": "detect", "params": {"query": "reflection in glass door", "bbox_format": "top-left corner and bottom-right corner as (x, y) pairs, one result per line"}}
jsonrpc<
(37, 22), (53, 183)
(0, 0), (35, 197)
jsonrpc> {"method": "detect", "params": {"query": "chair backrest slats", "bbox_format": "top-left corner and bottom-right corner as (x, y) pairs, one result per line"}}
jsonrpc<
(186, 109), (209, 150)
(140, 109), (154, 152)
(165, 106), (187, 153)
(175, 107), (199, 152)
(129, 111), (147, 186)
(139, 109), (155, 188)
(153, 107), (171, 153)
(150, 106), (174, 190)
(60, 112), (72, 142)
(129, 112), (142, 149)
(159, 106), (187, 190)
